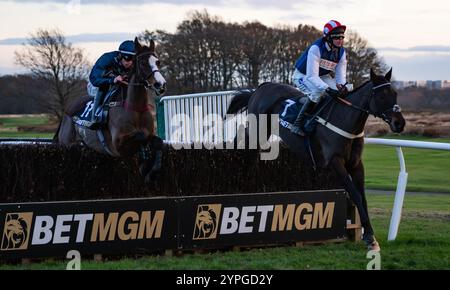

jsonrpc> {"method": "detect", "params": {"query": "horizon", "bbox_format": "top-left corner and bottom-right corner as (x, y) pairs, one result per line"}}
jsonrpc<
(1, 0), (450, 81)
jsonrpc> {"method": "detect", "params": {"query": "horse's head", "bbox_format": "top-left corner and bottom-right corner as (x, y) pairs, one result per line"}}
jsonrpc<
(369, 68), (405, 133)
(133, 37), (166, 96)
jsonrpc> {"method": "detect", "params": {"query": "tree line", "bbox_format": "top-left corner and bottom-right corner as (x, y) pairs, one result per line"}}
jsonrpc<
(1, 10), (388, 118)
(141, 11), (386, 94)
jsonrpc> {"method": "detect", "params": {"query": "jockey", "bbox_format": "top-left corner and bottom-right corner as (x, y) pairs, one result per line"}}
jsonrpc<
(88, 40), (135, 128)
(291, 20), (349, 136)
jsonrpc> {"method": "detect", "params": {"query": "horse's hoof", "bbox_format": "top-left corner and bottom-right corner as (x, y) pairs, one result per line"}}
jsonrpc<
(363, 234), (381, 252)
(368, 240), (381, 252)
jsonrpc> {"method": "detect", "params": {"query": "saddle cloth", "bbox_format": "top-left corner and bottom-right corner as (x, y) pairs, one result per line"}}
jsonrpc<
(72, 98), (95, 128)
(71, 87), (119, 129)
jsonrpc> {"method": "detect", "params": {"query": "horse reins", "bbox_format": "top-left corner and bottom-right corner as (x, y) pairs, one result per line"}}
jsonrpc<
(312, 81), (401, 140)
(336, 82), (401, 122)
(127, 51), (159, 88)
(112, 52), (159, 113)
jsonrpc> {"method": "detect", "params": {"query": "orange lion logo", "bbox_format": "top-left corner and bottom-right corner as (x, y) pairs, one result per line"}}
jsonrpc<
(1, 213), (32, 251)
(193, 204), (221, 240)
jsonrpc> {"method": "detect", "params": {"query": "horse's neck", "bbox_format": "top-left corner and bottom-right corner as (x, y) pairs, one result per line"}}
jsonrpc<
(330, 82), (372, 134)
(126, 74), (147, 105)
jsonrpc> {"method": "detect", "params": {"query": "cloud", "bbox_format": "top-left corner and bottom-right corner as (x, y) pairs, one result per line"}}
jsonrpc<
(378, 46), (450, 53)
(384, 54), (450, 81)
(0, 0), (311, 9)
(0, 32), (136, 45)
(0, 66), (27, 75)
(1, 0), (226, 5)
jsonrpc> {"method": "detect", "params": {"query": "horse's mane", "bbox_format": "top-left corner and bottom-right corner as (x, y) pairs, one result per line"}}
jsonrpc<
(351, 80), (371, 94)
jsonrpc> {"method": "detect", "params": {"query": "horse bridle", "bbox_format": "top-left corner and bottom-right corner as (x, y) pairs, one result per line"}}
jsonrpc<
(127, 51), (164, 94)
(336, 82), (401, 123)
(111, 52), (162, 113)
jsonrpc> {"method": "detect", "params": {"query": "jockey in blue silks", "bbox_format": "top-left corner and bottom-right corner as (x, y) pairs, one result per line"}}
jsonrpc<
(291, 20), (350, 136)
(88, 40), (135, 128)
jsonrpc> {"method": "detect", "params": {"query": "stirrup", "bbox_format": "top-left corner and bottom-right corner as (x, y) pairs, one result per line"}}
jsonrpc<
(290, 125), (306, 136)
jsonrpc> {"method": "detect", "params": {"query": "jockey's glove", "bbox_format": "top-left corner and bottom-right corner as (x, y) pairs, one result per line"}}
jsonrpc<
(337, 84), (349, 97)
(325, 88), (340, 98)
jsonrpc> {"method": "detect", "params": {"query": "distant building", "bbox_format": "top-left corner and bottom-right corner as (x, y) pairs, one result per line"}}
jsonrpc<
(405, 81), (417, 88)
(392, 81), (405, 89)
(433, 80), (442, 89)
(442, 80), (450, 89)
(392, 80), (450, 90)
(416, 80), (427, 88)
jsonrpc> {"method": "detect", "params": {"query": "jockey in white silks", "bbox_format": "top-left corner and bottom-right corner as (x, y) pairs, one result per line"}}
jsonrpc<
(291, 20), (352, 136)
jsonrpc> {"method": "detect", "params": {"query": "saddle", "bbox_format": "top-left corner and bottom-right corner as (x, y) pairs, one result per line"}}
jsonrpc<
(67, 87), (120, 129)
(279, 95), (333, 135)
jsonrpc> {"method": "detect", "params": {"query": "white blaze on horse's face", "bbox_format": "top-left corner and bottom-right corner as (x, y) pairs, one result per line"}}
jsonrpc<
(148, 55), (166, 85)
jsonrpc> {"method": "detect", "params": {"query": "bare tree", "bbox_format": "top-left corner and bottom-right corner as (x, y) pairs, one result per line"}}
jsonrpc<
(345, 30), (387, 87)
(140, 10), (386, 93)
(15, 28), (90, 121)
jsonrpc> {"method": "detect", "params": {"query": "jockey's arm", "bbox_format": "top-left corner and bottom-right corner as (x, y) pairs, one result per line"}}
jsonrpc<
(335, 50), (347, 86)
(89, 53), (116, 89)
(306, 45), (330, 92)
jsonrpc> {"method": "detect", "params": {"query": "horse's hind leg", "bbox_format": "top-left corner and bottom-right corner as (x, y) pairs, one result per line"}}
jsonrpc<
(55, 115), (77, 145)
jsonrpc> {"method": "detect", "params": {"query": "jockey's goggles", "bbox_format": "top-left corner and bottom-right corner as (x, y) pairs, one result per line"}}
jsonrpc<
(122, 54), (134, 61)
(330, 34), (345, 40)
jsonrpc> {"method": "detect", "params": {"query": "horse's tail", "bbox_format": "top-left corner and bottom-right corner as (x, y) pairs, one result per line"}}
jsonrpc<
(226, 89), (255, 115)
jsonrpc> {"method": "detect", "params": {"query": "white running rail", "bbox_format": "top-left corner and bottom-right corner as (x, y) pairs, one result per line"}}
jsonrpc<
(160, 91), (247, 144)
(364, 138), (450, 241)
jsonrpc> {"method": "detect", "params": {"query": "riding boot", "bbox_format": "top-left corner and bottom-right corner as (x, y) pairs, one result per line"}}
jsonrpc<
(90, 89), (107, 129)
(290, 98), (316, 136)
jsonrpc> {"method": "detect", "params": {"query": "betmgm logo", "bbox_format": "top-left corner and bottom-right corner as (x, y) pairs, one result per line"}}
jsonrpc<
(1, 212), (33, 251)
(193, 204), (222, 240)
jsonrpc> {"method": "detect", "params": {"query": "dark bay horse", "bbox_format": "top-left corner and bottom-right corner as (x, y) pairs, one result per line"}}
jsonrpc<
(227, 69), (406, 251)
(54, 38), (166, 183)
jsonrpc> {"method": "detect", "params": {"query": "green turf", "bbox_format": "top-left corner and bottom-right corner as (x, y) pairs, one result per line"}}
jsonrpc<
(0, 115), (54, 139)
(0, 193), (448, 270)
(0, 131), (54, 138)
(0, 115), (49, 128)
(363, 136), (450, 193)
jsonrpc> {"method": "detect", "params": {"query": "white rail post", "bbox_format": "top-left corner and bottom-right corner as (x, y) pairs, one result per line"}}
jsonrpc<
(388, 146), (408, 241)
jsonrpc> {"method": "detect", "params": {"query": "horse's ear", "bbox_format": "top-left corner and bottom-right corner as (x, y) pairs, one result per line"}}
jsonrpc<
(149, 39), (155, 52)
(134, 37), (142, 52)
(370, 68), (376, 80)
(385, 68), (393, 81)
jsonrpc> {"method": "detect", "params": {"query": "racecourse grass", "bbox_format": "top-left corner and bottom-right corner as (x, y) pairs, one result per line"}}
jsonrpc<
(0, 115), (49, 127)
(0, 115), (53, 139)
(1, 193), (448, 270)
(363, 135), (450, 193)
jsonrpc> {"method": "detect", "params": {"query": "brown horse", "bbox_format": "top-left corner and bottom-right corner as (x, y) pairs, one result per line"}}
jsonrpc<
(53, 38), (166, 182)
(227, 68), (406, 251)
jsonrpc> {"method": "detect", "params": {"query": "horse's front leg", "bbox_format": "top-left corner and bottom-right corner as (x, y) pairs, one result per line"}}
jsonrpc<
(348, 160), (380, 252)
(330, 156), (379, 251)
(138, 135), (163, 184)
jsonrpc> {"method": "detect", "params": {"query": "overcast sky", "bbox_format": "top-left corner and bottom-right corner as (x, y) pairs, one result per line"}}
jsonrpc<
(1, 0), (450, 80)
